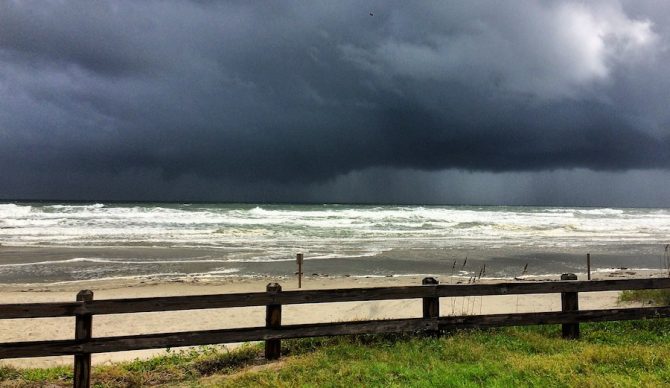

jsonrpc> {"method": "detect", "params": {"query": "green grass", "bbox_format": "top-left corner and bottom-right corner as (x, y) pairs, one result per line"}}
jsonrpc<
(3, 321), (670, 387)
(0, 364), (72, 385)
(92, 344), (261, 387)
(206, 321), (670, 388)
(0, 344), (261, 387)
(620, 289), (670, 305)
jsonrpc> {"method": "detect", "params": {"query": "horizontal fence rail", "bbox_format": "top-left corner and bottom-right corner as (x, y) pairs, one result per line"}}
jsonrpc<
(1, 275), (670, 387)
(3, 277), (670, 319)
(3, 306), (670, 359)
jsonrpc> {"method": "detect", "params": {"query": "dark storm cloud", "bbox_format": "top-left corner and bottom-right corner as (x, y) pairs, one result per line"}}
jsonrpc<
(1, 0), (670, 201)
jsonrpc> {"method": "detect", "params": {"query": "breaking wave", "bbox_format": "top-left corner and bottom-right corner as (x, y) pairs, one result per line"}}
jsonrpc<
(1, 202), (669, 254)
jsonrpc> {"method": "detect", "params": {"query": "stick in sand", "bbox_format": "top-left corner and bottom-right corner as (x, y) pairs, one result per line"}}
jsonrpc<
(515, 263), (528, 312)
(296, 253), (304, 288)
(514, 263), (529, 281)
(664, 244), (669, 276)
(459, 258), (468, 314)
(462, 276), (473, 315)
(449, 259), (457, 315)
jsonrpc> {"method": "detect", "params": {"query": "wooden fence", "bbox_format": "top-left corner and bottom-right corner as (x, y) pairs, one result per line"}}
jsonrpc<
(2, 276), (670, 387)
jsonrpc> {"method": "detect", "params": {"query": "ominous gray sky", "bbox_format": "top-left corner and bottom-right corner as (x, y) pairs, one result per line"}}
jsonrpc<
(1, 0), (670, 206)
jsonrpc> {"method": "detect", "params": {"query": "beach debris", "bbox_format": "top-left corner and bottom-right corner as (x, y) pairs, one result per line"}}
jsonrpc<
(514, 263), (529, 281)
(296, 253), (304, 288)
(478, 265), (486, 280)
(450, 260), (457, 284)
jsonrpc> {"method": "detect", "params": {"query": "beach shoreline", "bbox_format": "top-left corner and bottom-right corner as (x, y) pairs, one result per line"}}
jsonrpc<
(0, 269), (663, 368)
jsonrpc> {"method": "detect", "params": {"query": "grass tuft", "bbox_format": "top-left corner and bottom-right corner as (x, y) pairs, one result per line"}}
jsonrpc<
(620, 289), (670, 305)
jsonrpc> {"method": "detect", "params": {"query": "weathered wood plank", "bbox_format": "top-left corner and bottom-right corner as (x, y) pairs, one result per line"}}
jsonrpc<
(436, 306), (670, 328)
(0, 302), (84, 319)
(0, 318), (437, 358)
(73, 290), (93, 388)
(422, 277), (440, 337)
(264, 283), (282, 360)
(2, 278), (670, 319)
(560, 273), (580, 339)
(80, 277), (670, 314)
(2, 306), (670, 359)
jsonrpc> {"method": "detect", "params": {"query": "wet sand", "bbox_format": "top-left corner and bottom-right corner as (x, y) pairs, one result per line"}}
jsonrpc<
(0, 244), (663, 285)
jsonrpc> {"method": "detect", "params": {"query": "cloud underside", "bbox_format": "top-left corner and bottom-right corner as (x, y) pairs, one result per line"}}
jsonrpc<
(1, 1), (670, 201)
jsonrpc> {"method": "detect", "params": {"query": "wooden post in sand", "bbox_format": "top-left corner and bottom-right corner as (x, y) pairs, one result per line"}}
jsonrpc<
(265, 283), (282, 360)
(296, 253), (304, 289)
(560, 273), (579, 339)
(422, 277), (440, 336)
(74, 290), (93, 388)
(587, 253), (591, 280)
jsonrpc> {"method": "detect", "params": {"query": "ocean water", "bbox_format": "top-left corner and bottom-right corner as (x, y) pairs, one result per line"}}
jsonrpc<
(0, 202), (668, 284)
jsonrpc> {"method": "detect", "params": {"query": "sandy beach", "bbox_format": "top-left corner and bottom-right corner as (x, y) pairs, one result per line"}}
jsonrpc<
(0, 269), (659, 369)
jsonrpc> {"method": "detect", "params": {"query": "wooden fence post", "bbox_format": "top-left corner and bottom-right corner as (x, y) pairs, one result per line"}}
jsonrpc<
(73, 290), (93, 388)
(587, 253), (591, 280)
(265, 283), (282, 360)
(422, 277), (439, 336)
(560, 273), (579, 339)
(296, 253), (304, 289)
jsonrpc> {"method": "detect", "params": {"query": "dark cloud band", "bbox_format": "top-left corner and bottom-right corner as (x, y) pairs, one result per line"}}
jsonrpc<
(0, 1), (669, 201)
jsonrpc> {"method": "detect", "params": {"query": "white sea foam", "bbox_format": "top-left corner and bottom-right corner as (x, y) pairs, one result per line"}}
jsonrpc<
(0, 257), (246, 267)
(1, 203), (669, 255)
(35, 271), (240, 285)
